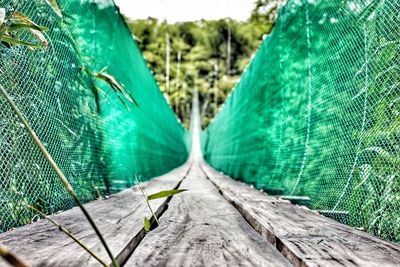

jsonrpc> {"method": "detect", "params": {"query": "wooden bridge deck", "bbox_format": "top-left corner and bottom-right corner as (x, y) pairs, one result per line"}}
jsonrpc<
(1, 159), (400, 267)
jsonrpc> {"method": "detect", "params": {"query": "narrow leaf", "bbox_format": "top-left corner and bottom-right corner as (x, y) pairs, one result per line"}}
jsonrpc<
(99, 66), (108, 73)
(147, 189), (188, 201)
(94, 71), (139, 107)
(7, 23), (48, 32)
(1, 35), (41, 50)
(98, 72), (131, 101)
(45, 0), (63, 18)
(29, 28), (48, 50)
(116, 94), (131, 111)
(10, 12), (48, 32)
(144, 216), (151, 232)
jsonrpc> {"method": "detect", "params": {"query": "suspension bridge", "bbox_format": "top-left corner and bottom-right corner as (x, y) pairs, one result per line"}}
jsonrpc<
(0, 0), (399, 266)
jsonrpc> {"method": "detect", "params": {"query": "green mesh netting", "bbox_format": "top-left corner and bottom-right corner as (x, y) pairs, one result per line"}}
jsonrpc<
(202, 0), (400, 243)
(0, 0), (189, 232)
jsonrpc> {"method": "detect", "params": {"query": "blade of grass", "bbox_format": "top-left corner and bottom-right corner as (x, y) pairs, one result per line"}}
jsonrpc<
(6, 23), (47, 32)
(134, 175), (160, 226)
(82, 67), (138, 108)
(25, 205), (108, 267)
(0, 244), (28, 267)
(0, 84), (119, 267)
(44, 0), (63, 18)
(94, 70), (139, 107)
(147, 189), (188, 201)
(29, 29), (48, 50)
(8, 12), (48, 32)
(0, 35), (42, 50)
(143, 216), (151, 233)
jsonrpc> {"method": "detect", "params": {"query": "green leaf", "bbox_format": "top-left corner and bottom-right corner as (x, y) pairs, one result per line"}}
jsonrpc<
(144, 216), (151, 232)
(94, 70), (139, 107)
(0, 35), (42, 50)
(45, 0), (63, 18)
(29, 28), (48, 50)
(9, 12), (48, 32)
(3, 12), (48, 50)
(7, 23), (47, 32)
(147, 189), (188, 201)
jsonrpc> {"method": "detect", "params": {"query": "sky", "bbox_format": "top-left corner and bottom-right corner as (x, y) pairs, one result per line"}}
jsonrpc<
(114, 0), (256, 23)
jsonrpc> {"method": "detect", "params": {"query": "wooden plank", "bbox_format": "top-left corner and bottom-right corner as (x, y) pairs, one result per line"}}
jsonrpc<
(200, 161), (400, 267)
(0, 162), (191, 267)
(126, 162), (292, 267)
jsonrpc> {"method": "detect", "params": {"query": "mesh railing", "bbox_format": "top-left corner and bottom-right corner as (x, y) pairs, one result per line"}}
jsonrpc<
(0, 0), (189, 232)
(202, 0), (400, 243)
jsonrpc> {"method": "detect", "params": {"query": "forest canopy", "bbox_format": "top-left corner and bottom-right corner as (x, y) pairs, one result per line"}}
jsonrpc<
(124, 0), (281, 128)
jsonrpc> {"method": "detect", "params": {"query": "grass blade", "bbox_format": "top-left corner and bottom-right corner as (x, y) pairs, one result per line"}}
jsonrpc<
(26, 205), (108, 267)
(29, 29), (48, 50)
(9, 12), (48, 32)
(147, 189), (188, 201)
(144, 216), (151, 232)
(7, 23), (47, 32)
(0, 84), (119, 267)
(0, 35), (41, 50)
(0, 244), (28, 267)
(134, 175), (160, 226)
(94, 70), (139, 107)
(45, 0), (63, 18)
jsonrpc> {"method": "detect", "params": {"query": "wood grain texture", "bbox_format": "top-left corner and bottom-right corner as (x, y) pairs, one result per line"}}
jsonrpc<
(0, 163), (191, 267)
(126, 162), (292, 267)
(200, 161), (400, 267)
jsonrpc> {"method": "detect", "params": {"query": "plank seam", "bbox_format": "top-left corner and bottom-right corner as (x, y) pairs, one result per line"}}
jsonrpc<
(199, 163), (304, 267)
(117, 162), (193, 266)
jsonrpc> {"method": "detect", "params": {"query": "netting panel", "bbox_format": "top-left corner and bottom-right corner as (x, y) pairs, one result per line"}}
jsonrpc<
(0, 0), (189, 232)
(202, 0), (400, 243)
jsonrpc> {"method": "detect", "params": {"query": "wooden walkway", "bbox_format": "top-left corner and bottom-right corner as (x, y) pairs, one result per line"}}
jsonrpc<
(1, 159), (400, 267)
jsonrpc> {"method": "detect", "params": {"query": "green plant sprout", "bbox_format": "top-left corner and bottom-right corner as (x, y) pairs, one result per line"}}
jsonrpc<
(0, 9), (48, 50)
(0, 244), (28, 267)
(134, 175), (187, 232)
(0, 84), (119, 267)
(25, 204), (108, 267)
(83, 66), (139, 109)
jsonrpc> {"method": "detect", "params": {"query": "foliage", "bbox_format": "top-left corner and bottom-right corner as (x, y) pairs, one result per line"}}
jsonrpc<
(0, 0), (188, 239)
(147, 189), (188, 201)
(85, 66), (139, 109)
(250, 0), (285, 23)
(134, 175), (187, 233)
(26, 204), (108, 267)
(0, 8), (48, 50)
(44, 0), (62, 18)
(125, 7), (276, 128)
(0, 83), (119, 267)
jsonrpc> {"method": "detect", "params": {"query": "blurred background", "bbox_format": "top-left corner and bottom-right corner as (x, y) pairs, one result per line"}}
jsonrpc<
(115, 0), (284, 128)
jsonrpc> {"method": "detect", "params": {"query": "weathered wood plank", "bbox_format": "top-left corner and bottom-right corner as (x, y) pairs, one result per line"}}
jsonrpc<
(200, 161), (400, 267)
(126, 162), (292, 267)
(0, 163), (191, 267)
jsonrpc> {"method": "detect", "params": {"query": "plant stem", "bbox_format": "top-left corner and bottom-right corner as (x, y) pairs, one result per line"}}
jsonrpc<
(0, 244), (28, 267)
(0, 84), (119, 267)
(26, 205), (108, 267)
(134, 175), (160, 226)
